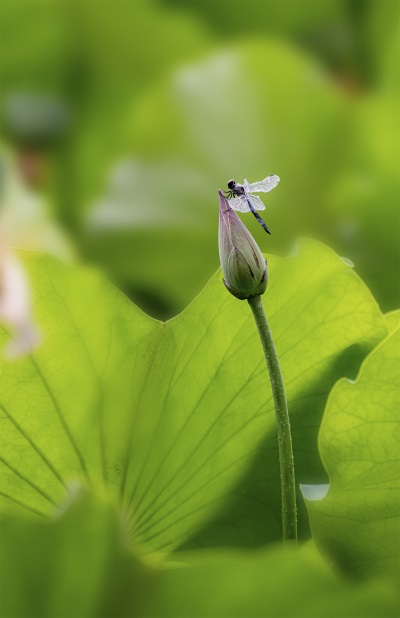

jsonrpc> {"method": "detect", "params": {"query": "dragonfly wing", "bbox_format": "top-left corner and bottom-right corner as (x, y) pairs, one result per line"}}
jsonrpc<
(228, 196), (251, 212)
(247, 174), (280, 193)
(248, 194), (266, 211)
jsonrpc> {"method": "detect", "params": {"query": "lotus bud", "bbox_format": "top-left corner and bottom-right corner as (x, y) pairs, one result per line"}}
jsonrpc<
(218, 191), (268, 300)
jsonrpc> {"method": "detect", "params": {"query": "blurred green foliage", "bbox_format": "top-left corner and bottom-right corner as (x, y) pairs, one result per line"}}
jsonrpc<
(0, 0), (398, 318)
(1, 489), (398, 618)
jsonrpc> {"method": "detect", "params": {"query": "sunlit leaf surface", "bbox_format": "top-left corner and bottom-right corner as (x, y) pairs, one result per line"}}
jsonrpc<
(384, 310), (400, 333)
(305, 328), (400, 581)
(0, 240), (387, 553)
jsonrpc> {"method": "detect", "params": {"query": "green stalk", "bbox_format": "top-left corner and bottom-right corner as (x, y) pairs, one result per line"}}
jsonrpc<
(247, 294), (297, 542)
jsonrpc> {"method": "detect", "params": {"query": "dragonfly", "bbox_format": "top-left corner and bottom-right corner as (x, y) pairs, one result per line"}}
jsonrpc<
(223, 175), (280, 234)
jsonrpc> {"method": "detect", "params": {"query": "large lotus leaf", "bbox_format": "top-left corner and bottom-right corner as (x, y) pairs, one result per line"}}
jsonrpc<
(0, 240), (387, 553)
(304, 328), (400, 582)
(0, 488), (397, 618)
(385, 310), (400, 334)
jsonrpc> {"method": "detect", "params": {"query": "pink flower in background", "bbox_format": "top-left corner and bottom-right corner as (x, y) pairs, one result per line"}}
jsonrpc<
(0, 250), (39, 358)
(0, 149), (72, 359)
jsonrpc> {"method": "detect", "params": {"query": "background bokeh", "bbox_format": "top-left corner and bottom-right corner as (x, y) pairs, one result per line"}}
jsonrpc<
(1, 0), (399, 319)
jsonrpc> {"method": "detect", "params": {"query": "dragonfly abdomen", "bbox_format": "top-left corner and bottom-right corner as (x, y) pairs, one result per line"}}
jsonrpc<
(246, 197), (272, 235)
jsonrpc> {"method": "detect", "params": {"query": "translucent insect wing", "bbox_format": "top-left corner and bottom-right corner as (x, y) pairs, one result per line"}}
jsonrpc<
(228, 196), (251, 212)
(247, 175), (280, 193)
(248, 195), (266, 211)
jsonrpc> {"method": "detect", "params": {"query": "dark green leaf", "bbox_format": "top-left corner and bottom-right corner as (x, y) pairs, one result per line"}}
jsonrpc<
(305, 328), (400, 581)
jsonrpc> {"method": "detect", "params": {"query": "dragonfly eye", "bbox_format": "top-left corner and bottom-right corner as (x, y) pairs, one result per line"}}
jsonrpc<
(227, 179), (235, 188)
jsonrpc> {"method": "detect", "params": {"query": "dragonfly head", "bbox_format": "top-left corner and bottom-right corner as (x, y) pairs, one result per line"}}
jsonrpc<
(227, 179), (235, 189)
